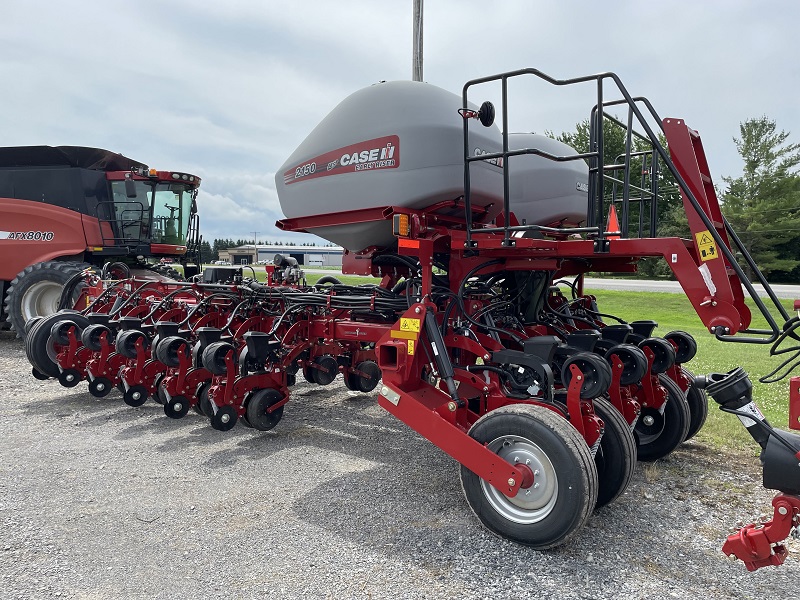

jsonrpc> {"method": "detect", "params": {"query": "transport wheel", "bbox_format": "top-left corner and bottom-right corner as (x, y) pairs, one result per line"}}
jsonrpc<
(680, 366), (708, 441)
(88, 376), (113, 398)
(246, 388), (285, 431)
(202, 342), (234, 376)
(81, 324), (113, 352)
(25, 312), (90, 378)
(164, 395), (191, 419)
(460, 404), (598, 549)
(31, 367), (49, 381)
(634, 374), (691, 462)
(4, 260), (90, 338)
(123, 384), (149, 407)
(560, 353), (612, 399)
(592, 397), (637, 508)
(58, 368), (82, 388)
(209, 405), (238, 431)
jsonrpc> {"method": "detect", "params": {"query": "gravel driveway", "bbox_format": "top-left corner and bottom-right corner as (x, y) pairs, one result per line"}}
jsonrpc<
(1, 330), (797, 599)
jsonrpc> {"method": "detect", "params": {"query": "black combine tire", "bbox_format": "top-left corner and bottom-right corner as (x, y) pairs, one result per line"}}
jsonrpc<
(680, 366), (708, 441)
(25, 311), (90, 378)
(460, 404), (597, 549)
(245, 388), (284, 431)
(634, 374), (691, 462)
(592, 397), (637, 508)
(5, 261), (90, 338)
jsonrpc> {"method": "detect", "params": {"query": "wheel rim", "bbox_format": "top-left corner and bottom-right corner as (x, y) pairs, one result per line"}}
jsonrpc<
(635, 407), (665, 444)
(479, 435), (558, 524)
(21, 281), (63, 321)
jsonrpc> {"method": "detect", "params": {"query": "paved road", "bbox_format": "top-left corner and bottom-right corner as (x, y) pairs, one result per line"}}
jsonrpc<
(317, 267), (799, 301)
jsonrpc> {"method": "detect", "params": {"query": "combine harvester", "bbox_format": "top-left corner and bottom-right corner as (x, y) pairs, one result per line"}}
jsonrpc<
(22, 68), (800, 571)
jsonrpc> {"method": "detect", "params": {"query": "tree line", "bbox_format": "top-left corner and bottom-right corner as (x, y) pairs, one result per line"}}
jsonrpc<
(553, 116), (800, 282)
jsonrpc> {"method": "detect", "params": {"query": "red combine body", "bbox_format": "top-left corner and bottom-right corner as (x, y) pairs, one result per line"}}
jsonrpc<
(0, 145), (201, 336)
(20, 69), (800, 569)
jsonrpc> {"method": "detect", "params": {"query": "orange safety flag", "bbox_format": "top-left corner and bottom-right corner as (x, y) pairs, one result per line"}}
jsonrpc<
(606, 204), (621, 240)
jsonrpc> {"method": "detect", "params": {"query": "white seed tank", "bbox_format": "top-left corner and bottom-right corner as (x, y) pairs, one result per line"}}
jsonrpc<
(275, 82), (589, 251)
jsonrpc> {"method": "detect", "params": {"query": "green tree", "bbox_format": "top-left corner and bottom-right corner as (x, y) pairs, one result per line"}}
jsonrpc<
(721, 117), (800, 281)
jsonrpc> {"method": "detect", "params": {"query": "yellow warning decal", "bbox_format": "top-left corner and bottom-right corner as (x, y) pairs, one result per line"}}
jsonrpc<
(390, 330), (417, 340)
(407, 339), (415, 355)
(694, 230), (718, 261)
(400, 318), (421, 333)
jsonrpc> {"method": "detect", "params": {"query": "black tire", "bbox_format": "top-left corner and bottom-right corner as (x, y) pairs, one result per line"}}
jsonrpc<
(25, 311), (90, 378)
(634, 374), (691, 462)
(603, 344), (647, 386)
(81, 324), (113, 352)
(88, 376), (113, 398)
(153, 373), (168, 405)
(123, 384), (149, 407)
(561, 352), (612, 399)
(164, 395), (191, 419)
(344, 361), (381, 393)
(50, 319), (80, 346)
(246, 388), (285, 431)
(460, 404), (598, 549)
(58, 368), (82, 388)
(209, 405), (238, 431)
(195, 382), (213, 416)
(592, 397), (637, 508)
(155, 336), (189, 368)
(5, 261), (90, 338)
(638, 338), (676, 375)
(115, 330), (150, 360)
(664, 331), (698, 364)
(202, 341), (235, 376)
(680, 367), (708, 441)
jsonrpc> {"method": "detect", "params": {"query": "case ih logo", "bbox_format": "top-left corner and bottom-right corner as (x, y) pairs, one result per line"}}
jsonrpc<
(283, 136), (399, 185)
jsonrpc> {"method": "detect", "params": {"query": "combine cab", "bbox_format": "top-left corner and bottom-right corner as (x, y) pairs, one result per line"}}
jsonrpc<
(0, 145), (201, 336)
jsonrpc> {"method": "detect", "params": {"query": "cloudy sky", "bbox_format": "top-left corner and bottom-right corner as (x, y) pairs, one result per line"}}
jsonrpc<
(2, 1), (798, 245)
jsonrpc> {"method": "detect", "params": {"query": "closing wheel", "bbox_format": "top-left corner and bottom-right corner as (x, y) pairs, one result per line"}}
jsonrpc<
(560, 352), (612, 399)
(680, 366), (708, 441)
(592, 397), (637, 508)
(88, 376), (113, 398)
(634, 374), (691, 462)
(123, 384), (149, 407)
(603, 344), (648, 386)
(664, 331), (698, 364)
(460, 404), (598, 549)
(209, 405), (238, 431)
(164, 395), (191, 419)
(25, 312), (90, 378)
(202, 341), (235, 376)
(246, 388), (285, 431)
(58, 368), (82, 388)
(312, 355), (339, 385)
(81, 324), (113, 352)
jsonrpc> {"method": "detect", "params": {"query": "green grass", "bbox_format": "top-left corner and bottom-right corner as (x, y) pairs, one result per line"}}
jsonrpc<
(587, 289), (798, 451)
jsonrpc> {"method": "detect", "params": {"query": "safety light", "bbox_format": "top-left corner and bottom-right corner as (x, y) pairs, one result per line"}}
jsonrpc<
(149, 168), (158, 177)
(171, 173), (180, 180)
(393, 213), (410, 237)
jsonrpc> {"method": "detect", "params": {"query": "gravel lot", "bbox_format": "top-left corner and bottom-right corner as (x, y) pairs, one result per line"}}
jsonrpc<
(1, 329), (798, 599)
